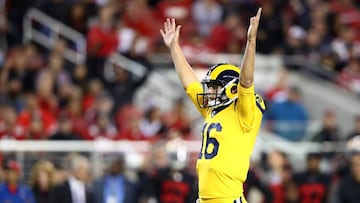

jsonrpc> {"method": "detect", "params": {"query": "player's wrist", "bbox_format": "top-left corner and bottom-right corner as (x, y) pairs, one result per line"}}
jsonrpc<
(169, 42), (181, 50)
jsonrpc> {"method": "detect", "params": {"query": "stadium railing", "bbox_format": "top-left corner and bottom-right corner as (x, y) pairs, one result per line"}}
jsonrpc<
(23, 8), (86, 64)
(0, 134), (348, 180)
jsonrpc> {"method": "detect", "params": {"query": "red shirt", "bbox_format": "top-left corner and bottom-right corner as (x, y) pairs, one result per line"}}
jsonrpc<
(337, 66), (360, 92)
(0, 120), (26, 140)
(331, 1), (360, 31)
(121, 3), (158, 38)
(87, 25), (118, 58)
(118, 128), (146, 141)
(84, 124), (120, 140)
(206, 24), (232, 53)
(17, 109), (57, 137)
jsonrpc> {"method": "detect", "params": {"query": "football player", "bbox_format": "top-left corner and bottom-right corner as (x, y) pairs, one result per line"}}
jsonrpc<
(160, 8), (264, 203)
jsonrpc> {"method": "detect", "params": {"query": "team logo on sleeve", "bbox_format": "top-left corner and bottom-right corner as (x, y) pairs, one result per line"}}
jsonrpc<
(255, 93), (265, 113)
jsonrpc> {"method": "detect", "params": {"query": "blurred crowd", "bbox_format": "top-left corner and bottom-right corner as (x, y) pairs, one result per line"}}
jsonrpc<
(262, 68), (360, 142)
(1, 136), (360, 203)
(0, 0), (359, 141)
(0, 139), (200, 203)
(0, 0), (360, 202)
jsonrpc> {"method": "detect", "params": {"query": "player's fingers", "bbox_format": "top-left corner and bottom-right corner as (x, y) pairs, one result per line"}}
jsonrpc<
(171, 18), (176, 31)
(176, 25), (182, 34)
(164, 21), (168, 32)
(167, 18), (172, 31)
(256, 7), (262, 19)
(250, 17), (255, 26)
(160, 29), (165, 38)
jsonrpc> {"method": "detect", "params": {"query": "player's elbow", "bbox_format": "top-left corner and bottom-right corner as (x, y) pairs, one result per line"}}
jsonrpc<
(240, 79), (253, 88)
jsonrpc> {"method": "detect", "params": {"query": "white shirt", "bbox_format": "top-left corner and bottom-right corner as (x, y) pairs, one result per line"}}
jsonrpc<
(69, 176), (86, 203)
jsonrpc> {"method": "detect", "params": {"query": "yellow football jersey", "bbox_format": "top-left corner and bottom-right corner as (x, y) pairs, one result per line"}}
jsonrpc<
(186, 81), (265, 203)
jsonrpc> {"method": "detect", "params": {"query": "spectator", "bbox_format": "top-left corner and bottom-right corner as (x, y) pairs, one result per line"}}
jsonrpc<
(29, 160), (55, 203)
(138, 141), (171, 202)
(312, 110), (341, 142)
(265, 68), (289, 104)
(35, 70), (59, 119)
(0, 160), (35, 203)
(0, 105), (26, 140)
(71, 64), (89, 91)
(64, 98), (87, 137)
(330, 25), (360, 66)
(17, 93), (57, 138)
(330, 0), (360, 35)
(146, 138), (198, 203)
(86, 6), (118, 80)
(284, 180), (300, 203)
(93, 156), (139, 203)
(5, 0), (35, 47)
(84, 113), (119, 140)
(256, 1), (284, 54)
(161, 98), (193, 139)
(49, 39), (68, 62)
(39, 0), (70, 23)
(265, 86), (309, 141)
(0, 164), (3, 183)
(293, 153), (332, 203)
(180, 31), (215, 67)
(49, 154), (93, 203)
(84, 91), (114, 124)
(244, 168), (274, 203)
(22, 43), (45, 71)
(206, 12), (241, 53)
(191, 0), (223, 37)
(303, 28), (328, 67)
(115, 21), (139, 56)
(0, 3), (8, 54)
(282, 25), (306, 57)
(337, 56), (360, 96)
(347, 115), (360, 140)
(26, 115), (45, 140)
(262, 150), (290, 203)
(139, 105), (165, 140)
(336, 151), (360, 203)
(117, 106), (145, 141)
(57, 82), (81, 112)
(121, 0), (159, 43)
(50, 116), (82, 140)
(82, 79), (104, 115)
(1, 45), (38, 94)
(106, 64), (151, 114)
(66, 2), (88, 34)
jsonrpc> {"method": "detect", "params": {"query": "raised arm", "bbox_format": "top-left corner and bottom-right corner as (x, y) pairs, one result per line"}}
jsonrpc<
(239, 8), (262, 88)
(237, 8), (262, 129)
(160, 18), (199, 89)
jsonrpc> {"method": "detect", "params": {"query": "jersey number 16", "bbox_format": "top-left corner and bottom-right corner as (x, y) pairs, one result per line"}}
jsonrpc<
(198, 122), (221, 159)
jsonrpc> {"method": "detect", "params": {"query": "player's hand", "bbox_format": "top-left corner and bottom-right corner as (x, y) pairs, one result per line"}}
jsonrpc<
(160, 18), (181, 48)
(247, 7), (262, 42)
